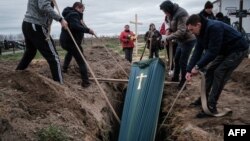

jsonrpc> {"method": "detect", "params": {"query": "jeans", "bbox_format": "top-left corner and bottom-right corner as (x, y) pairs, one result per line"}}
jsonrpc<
(173, 39), (196, 85)
(206, 50), (248, 107)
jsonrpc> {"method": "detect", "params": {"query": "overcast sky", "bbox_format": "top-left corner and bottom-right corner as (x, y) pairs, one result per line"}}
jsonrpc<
(0, 0), (209, 38)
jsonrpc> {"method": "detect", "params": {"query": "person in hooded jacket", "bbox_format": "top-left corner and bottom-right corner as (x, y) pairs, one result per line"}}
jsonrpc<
(144, 23), (162, 58)
(60, 2), (94, 87)
(200, 1), (216, 20)
(160, 0), (196, 89)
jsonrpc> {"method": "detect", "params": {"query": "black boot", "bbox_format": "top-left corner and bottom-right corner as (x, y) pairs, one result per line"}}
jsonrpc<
(81, 81), (90, 88)
(208, 105), (218, 114)
(207, 101), (218, 114)
(196, 104), (218, 118)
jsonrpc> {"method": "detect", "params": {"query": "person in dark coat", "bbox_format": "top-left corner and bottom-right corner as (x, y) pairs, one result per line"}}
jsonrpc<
(200, 1), (216, 20)
(215, 12), (231, 25)
(186, 14), (248, 117)
(144, 23), (162, 58)
(60, 2), (94, 87)
(160, 0), (196, 89)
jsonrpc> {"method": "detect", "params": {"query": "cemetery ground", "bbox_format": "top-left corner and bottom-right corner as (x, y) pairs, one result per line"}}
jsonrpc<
(0, 37), (249, 141)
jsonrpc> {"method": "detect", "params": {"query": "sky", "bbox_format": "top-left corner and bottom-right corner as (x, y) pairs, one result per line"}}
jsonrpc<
(0, 0), (209, 38)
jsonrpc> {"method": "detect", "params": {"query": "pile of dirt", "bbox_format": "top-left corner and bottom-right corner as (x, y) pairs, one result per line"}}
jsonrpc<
(1, 44), (250, 141)
(0, 46), (130, 141)
(160, 58), (250, 141)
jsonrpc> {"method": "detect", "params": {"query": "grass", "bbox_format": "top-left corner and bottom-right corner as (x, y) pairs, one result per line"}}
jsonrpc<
(0, 47), (67, 61)
(0, 36), (167, 62)
(38, 125), (68, 141)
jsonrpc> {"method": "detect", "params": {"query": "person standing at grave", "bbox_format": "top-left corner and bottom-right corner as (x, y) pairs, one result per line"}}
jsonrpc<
(60, 2), (94, 87)
(185, 14), (248, 117)
(160, 0), (196, 89)
(144, 23), (162, 58)
(200, 1), (216, 20)
(119, 25), (136, 63)
(16, 0), (68, 84)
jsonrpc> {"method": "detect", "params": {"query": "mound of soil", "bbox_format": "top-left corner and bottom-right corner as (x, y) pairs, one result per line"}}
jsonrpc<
(160, 58), (250, 141)
(0, 44), (249, 141)
(0, 46), (130, 141)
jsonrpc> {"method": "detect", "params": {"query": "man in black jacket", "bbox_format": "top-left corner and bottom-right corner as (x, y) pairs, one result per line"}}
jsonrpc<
(186, 14), (248, 117)
(200, 1), (216, 20)
(60, 2), (94, 87)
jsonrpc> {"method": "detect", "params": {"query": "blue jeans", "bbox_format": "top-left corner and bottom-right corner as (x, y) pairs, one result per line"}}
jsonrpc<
(173, 39), (196, 85)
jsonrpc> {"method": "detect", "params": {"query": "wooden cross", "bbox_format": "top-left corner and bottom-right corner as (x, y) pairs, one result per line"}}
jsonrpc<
(136, 73), (147, 90)
(130, 14), (143, 57)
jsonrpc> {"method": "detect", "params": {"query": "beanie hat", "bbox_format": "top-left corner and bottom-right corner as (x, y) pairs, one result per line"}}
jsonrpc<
(204, 1), (213, 9)
(160, 0), (174, 14)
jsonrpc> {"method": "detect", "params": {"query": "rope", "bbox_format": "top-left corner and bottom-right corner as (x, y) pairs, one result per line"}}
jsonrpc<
(139, 43), (147, 61)
(52, 0), (120, 123)
(157, 71), (232, 132)
(168, 41), (173, 72)
(81, 19), (128, 77)
(199, 71), (232, 117)
(140, 30), (153, 60)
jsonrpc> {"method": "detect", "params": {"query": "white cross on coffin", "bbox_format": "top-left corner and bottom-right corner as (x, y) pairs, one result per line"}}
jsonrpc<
(136, 73), (147, 90)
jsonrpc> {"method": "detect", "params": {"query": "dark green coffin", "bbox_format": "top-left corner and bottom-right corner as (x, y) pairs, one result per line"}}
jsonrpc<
(118, 58), (166, 141)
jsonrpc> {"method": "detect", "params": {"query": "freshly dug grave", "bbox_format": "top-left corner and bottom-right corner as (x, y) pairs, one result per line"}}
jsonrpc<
(0, 45), (249, 141)
(0, 46), (130, 141)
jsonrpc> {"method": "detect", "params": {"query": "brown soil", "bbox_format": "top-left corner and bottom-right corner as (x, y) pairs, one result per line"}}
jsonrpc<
(0, 46), (130, 141)
(0, 44), (249, 141)
(160, 58), (250, 141)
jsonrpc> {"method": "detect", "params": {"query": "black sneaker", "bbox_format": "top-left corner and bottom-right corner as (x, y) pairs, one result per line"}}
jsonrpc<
(196, 105), (218, 118)
(196, 111), (211, 118)
(81, 82), (90, 88)
(208, 105), (218, 114)
(189, 98), (201, 107)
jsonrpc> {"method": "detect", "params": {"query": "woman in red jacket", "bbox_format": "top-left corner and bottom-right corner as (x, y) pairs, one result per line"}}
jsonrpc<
(119, 25), (136, 63)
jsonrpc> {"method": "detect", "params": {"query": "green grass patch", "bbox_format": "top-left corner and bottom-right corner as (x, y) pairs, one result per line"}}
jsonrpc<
(38, 125), (68, 141)
(0, 47), (67, 61)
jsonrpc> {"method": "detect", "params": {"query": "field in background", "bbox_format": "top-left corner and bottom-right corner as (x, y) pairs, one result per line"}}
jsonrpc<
(0, 35), (168, 62)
